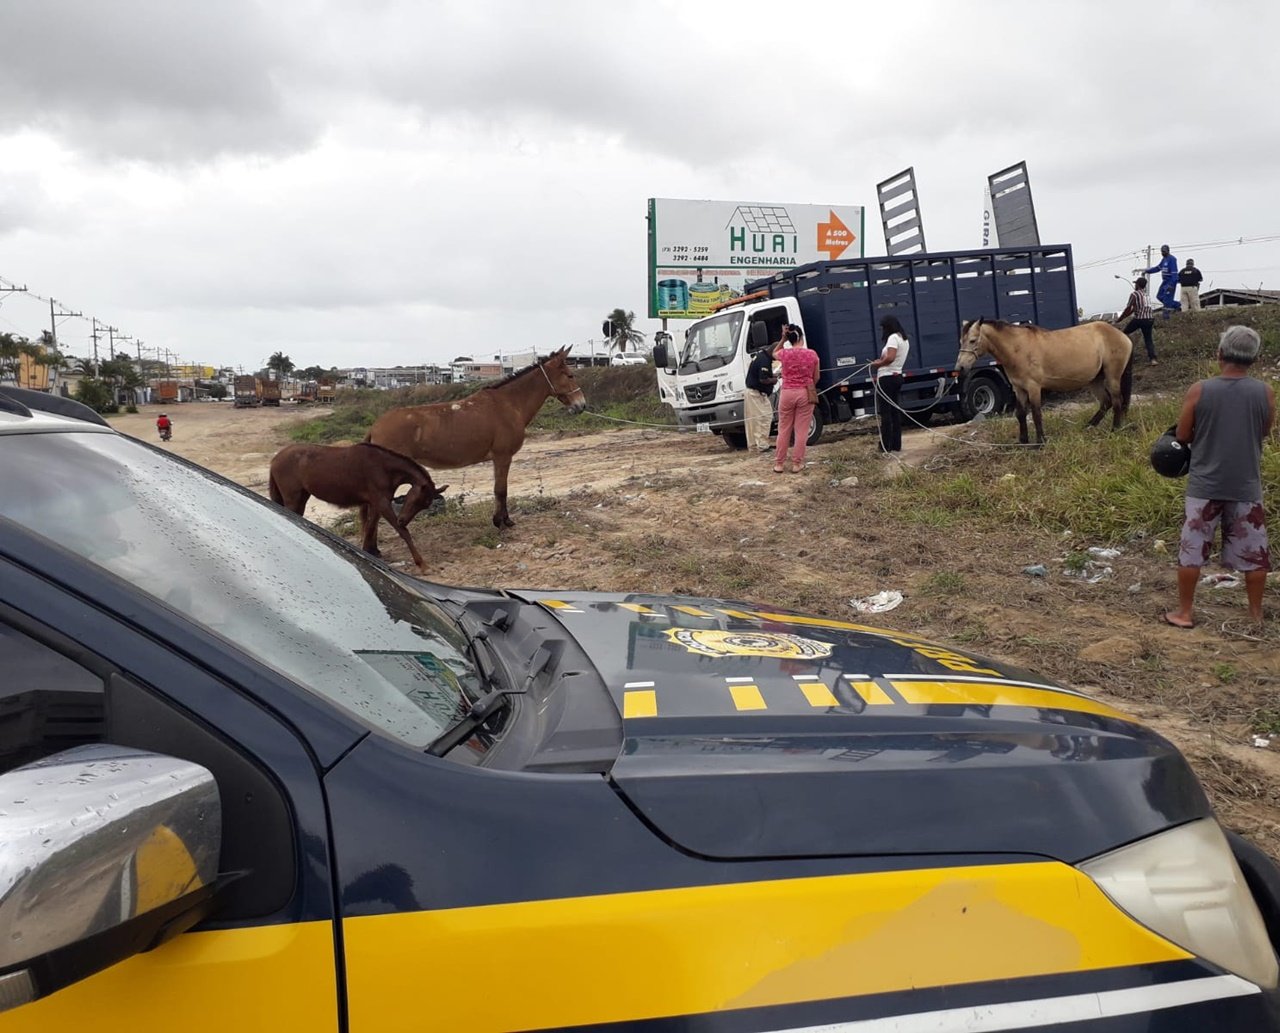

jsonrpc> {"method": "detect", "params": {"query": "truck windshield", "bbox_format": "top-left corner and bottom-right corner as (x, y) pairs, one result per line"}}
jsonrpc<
(0, 428), (483, 752)
(680, 312), (744, 371)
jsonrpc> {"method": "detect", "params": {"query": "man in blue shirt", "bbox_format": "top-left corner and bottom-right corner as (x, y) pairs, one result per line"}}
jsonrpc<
(1145, 244), (1180, 317)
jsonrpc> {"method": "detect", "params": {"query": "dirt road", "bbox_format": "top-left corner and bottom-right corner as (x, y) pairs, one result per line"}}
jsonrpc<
(113, 401), (1280, 860)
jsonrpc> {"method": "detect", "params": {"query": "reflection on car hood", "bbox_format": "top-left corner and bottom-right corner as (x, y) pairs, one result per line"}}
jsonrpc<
(513, 590), (1211, 862)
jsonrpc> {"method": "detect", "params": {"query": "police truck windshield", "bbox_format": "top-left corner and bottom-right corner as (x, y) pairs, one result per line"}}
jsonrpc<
(0, 429), (483, 751)
(680, 311), (744, 371)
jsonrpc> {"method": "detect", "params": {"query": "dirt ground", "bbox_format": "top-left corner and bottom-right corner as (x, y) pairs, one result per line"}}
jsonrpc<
(114, 402), (1280, 861)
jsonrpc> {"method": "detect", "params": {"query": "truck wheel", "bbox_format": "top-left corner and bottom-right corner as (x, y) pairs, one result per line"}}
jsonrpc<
(723, 431), (748, 450)
(805, 406), (826, 447)
(959, 375), (1009, 420)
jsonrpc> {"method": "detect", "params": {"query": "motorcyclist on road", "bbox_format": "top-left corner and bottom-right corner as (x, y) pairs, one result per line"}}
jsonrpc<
(156, 413), (173, 441)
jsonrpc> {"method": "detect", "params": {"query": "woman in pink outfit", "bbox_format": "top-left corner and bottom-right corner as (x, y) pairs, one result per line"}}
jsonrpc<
(773, 324), (820, 473)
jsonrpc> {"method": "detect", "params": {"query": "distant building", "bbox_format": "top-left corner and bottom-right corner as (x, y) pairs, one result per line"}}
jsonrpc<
(1199, 288), (1280, 308)
(341, 365), (452, 389)
(450, 361), (502, 383)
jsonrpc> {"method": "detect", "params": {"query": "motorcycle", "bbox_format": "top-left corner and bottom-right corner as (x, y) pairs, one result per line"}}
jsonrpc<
(158, 425), (172, 442)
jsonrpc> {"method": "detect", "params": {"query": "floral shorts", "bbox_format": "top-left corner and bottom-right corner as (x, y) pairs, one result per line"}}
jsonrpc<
(1179, 497), (1272, 571)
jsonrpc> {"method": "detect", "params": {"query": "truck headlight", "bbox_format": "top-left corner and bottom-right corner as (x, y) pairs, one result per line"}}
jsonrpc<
(1080, 818), (1278, 988)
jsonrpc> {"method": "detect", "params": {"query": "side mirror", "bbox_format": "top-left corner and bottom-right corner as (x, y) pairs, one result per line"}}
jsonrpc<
(0, 745), (221, 1013)
(749, 322), (769, 349)
(651, 341), (669, 369)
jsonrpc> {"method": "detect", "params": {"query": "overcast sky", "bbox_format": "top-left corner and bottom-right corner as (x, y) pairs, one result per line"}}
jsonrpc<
(2, 0), (1278, 374)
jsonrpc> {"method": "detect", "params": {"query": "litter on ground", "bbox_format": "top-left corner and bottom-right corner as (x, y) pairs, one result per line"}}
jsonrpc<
(850, 590), (904, 614)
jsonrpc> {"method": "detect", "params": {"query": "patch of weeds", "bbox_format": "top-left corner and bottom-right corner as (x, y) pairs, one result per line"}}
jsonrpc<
(925, 571), (967, 595)
(473, 528), (502, 549)
(716, 572), (757, 596)
(515, 495), (559, 515)
(1252, 710), (1280, 735)
(951, 624), (986, 644)
(675, 556), (704, 578)
(1213, 663), (1238, 684)
(331, 512), (360, 537)
(1063, 551), (1089, 574)
(906, 507), (956, 529)
(1138, 652), (1166, 673)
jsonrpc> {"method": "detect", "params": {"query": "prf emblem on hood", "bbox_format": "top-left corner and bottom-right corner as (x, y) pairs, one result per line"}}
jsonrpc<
(663, 628), (834, 660)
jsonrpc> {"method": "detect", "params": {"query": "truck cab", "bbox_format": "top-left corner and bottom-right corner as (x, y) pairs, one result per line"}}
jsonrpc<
(654, 295), (801, 449)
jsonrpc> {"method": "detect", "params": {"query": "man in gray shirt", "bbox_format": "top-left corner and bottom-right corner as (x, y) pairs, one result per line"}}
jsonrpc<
(1164, 325), (1276, 629)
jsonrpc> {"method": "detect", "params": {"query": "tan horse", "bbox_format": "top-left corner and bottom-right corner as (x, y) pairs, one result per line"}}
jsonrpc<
(366, 347), (586, 528)
(956, 319), (1134, 445)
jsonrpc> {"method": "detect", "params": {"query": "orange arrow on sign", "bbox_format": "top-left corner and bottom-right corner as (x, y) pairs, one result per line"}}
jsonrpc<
(816, 210), (856, 260)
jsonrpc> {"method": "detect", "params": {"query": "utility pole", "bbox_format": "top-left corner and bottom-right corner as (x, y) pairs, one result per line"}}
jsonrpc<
(47, 298), (80, 354)
(107, 325), (123, 363)
(90, 318), (103, 377)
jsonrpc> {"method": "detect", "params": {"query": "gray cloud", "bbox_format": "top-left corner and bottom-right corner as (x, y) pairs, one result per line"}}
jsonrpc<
(0, 0), (319, 161)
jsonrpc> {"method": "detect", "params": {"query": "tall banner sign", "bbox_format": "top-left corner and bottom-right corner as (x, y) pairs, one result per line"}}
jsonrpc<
(982, 184), (1000, 248)
(647, 198), (865, 319)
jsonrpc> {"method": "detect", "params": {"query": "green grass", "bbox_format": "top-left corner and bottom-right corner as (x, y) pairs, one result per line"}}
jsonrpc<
(886, 392), (1279, 544)
(1253, 710), (1280, 736)
(925, 571), (968, 594)
(880, 307), (1280, 544)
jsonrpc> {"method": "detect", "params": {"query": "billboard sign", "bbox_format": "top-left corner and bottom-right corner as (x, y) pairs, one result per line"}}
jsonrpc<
(647, 198), (865, 319)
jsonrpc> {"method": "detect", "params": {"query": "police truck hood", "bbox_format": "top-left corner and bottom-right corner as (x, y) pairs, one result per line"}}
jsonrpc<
(513, 591), (1210, 863)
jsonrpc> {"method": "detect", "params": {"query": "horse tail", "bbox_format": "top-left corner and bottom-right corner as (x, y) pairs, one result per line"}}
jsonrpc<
(268, 471), (283, 505)
(1120, 350), (1134, 413)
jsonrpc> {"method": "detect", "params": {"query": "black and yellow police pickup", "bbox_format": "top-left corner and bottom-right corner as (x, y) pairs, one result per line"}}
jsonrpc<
(1, 387), (1278, 1032)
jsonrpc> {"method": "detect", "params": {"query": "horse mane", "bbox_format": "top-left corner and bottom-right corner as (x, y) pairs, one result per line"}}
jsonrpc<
(479, 347), (568, 392)
(356, 441), (433, 477)
(971, 318), (1043, 334)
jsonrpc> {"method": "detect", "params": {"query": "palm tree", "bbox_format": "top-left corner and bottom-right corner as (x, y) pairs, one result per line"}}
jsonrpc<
(266, 351), (295, 381)
(602, 309), (645, 354)
(0, 333), (23, 381)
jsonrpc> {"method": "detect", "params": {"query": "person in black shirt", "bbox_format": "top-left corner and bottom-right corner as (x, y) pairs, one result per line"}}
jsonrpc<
(1178, 259), (1203, 312)
(744, 341), (779, 452)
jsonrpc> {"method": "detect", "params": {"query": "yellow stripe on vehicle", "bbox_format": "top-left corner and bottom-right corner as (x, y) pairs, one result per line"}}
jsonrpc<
(798, 682), (838, 708)
(341, 862), (1190, 1033)
(672, 605), (716, 618)
(848, 680), (895, 706)
(617, 603), (659, 616)
(891, 680), (1132, 721)
(750, 611), (925, 638)
(729, 684), (767, 711)
(540, 599), (583, 613)
(623, 689), (658, 719)
(6, 921), (338, 1032)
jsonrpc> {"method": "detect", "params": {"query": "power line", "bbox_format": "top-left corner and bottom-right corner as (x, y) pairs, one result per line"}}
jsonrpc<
(1077, 233), (1280, 271)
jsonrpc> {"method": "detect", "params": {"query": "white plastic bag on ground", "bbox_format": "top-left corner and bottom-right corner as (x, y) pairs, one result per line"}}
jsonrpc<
(849, 590), (904, 614)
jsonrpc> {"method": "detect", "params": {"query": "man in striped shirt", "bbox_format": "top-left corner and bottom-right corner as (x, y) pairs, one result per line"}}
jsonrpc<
(1117, 276), (1157, 365)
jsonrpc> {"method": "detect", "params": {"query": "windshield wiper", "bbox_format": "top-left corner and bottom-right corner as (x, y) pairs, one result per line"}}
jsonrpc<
(426, 610), (552, 757)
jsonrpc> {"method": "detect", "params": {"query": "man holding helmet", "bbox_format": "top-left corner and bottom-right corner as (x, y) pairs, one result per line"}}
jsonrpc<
(1163, 325), (1275, 629)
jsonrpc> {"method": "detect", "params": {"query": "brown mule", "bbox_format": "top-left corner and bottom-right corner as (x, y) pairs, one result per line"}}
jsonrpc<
(268, 442), (447, 571)
(956, 318), (1134, 445)
(365, 347), (586, 528)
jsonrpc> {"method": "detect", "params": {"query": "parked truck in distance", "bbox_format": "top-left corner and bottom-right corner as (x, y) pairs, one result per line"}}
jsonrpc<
(259, 378), (282, 407)
(154, 380), (179, 405)
(652, 245), (1078, 448)
(233, 375), (260, 408)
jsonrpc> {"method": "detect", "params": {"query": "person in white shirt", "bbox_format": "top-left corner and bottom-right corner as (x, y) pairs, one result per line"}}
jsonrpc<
(869, 315), (910, 453)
